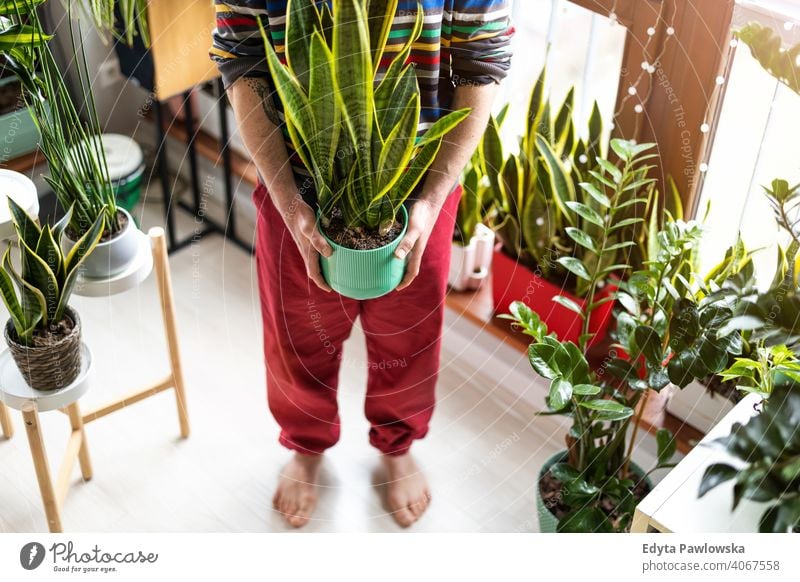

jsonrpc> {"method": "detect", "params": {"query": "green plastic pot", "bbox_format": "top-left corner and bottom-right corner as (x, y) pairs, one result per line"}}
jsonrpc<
(535, 450), (652, 533)
(319, 205), (408, 300)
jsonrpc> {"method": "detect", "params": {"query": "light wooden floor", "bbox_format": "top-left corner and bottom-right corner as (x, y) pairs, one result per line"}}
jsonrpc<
(0, 196), (658, 533)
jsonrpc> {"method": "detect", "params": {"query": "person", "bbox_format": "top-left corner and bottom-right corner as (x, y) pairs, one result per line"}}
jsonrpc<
(210, 0), (513, 528)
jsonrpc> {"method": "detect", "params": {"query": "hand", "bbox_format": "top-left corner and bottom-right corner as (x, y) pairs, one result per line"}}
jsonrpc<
(280, 200), (333, 292)
(394, 198), (443, 291)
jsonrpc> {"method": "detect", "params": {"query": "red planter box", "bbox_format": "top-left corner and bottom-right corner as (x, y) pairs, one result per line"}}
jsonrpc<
(491, 247), (615, 347)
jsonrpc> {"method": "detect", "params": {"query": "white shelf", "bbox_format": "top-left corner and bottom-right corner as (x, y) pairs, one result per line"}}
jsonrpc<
(634, 393), (767, 532)
(0, 343), (93, 412)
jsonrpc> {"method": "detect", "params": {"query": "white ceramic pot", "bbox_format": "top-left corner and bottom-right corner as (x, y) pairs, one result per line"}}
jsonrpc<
(448, 223), (495, 291)
(666, 380), (736, 434)
(61, 208), (140, 279)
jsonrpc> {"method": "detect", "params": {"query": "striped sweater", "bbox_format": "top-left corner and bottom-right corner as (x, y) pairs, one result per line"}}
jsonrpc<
(210, 0), (513, 189)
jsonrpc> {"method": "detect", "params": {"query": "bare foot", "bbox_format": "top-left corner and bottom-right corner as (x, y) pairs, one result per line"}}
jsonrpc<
(272, 453), (321, 528)
(382, 453), (431, 527)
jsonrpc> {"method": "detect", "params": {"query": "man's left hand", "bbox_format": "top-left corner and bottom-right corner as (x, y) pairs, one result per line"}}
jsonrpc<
(394, 198), (443, 291)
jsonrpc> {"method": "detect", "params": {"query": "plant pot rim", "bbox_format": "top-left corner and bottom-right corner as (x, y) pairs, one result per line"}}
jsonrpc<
(3, 306), (81, 351)
(64, 207), (136, 247)
(318, 204), (409, 254)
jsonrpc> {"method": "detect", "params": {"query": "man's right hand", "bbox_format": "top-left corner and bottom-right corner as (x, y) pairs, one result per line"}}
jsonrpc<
(280, 200), (334, 292)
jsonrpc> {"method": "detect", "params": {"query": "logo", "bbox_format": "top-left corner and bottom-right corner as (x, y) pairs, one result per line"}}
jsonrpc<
(20, 542), (46, 570)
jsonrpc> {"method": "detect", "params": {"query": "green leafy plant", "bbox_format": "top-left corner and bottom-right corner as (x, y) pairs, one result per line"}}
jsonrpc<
(736, 22), (800, 96)
(719, 343), (800, 400)
(0, 0), (121, 238)
(0, 199), (104, 345)
(499, 141), (721, 532)
(486, 68), (608, 290)
(699, 383), (800, 533)
(712, 180), (800, 349)
(261, 0), (469, 237)
(78, 0), (150, 47)
(456, 104), (508, 245)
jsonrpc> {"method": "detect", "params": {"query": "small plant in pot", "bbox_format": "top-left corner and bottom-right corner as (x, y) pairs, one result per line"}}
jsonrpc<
(260, 0), (469, 299)
(0, 199), (104, 390)
(503, 160), (746, 531)
(449, 108), (507, 292)
(0, 0), (141, 279)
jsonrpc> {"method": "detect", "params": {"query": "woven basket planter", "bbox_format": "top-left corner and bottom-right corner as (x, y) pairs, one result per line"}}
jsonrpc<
(4, 307), (82, 391)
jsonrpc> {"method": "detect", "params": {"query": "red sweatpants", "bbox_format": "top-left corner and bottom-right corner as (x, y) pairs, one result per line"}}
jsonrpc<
(253, 183), (461, 456)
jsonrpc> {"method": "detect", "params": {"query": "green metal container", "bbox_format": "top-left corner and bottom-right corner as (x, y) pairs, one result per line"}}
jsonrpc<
(535, 450), (652, 533)
(319, 205), (408, 300)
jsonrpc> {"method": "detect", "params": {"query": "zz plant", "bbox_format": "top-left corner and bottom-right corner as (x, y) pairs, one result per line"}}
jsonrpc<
(0, 199), (104, 345)
(503, 141), (745, 531)
(261, 0), (469, 236)
(699, 383), (800, 533)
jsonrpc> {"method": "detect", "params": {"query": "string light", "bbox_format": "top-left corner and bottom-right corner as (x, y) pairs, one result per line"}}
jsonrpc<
(715, 75), (726, 85)
(699, 163), (709, 173)
(700, 122), (710, 133)
(634, 104), (644, 113)
(666, 26), (675, 36)
(628, 86), (637, 95)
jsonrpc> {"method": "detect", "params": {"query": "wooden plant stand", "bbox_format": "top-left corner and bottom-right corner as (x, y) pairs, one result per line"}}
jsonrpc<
(0, 227), (189, 532)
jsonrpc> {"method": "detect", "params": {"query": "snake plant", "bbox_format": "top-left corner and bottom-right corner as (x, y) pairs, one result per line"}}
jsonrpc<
(475, 67), (613, 293)
(261, 0), (469, 236)
(0, 0), (121, 237)
(0, 199), (104, 346)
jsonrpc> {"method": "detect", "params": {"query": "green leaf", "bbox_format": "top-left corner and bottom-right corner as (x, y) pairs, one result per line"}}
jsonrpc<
(308, 31), (339, 182)
(558, 257), (591, 281)
(634, 325), (662, 364)
(549, 378), (573, 411)
(0, 0), (46, 16)
(656, 428), (677, 466)
(549, 462), (580, 483)
(698, 463), (738, 498)
(418, 108), (471, 148)
(579, 182), (610, 208)
(284, 0), (322, 90)
(579, 399), (634, 421)
(8, 196), (40, 251)
(565, 226), (597, 253)
(552, 293), (584, 317)
(536, 134), (576, 224)
(565, 201), (603, 227)
(572, 384), (602, 396)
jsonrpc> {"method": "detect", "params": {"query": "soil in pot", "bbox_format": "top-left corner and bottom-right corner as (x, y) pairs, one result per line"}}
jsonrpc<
(322, 207), (403, 250)
(540, 468), (651, 528)
(66, 209), (130, 243)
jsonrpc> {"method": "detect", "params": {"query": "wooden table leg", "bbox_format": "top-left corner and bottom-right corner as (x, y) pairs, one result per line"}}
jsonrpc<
(22, 404), (62, 533)
(0, 402), (12, 439)
(150, 227), (190, 438)
(67, 402), (92, 481)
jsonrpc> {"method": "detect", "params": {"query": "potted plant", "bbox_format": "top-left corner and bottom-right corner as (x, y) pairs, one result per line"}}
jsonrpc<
(698, 383), (800, 533)
(0, 0), (141, 279)
(0, 198), (103, 390)
(474, 68), (673, 345)
(260, 0), (469, 299)
(449, 107), (508, 292)
(665, 239), (755, 432)
(504, 142), (744, 531)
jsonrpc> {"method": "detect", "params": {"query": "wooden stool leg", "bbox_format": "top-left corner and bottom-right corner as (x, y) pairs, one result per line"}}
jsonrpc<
(150, 227), (190, 438)
(0, 402), (13, 439)
(66, 403), (92, 481)
(22, 405), (62, 533)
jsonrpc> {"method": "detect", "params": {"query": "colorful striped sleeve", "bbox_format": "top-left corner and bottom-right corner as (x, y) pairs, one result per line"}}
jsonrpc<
(445, 0), (513, 85)
(210, 1), (270, 89)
